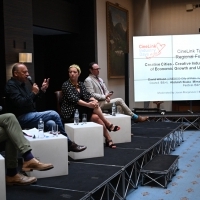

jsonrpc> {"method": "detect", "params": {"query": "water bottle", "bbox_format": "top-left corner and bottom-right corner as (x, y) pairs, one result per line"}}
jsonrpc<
(38, 118), (44, 138)
(112, 103), (116, 116)
(74, 109), (79, 125)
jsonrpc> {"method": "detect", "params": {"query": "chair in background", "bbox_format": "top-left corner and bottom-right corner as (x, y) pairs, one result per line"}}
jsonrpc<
(1, 97), (7, 114)
(0, 141), (6, 153)
(54, 91), (63, 116)
(54, 91), (73, 123)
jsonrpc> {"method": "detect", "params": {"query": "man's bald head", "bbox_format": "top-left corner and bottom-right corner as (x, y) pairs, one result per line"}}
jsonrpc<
(12, 63), (29, 82)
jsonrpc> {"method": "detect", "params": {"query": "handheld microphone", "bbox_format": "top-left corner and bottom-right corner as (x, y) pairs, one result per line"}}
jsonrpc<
(0, 106), (2, 111)
(27, 76), (34, 86)
(188, 110), (193, 114)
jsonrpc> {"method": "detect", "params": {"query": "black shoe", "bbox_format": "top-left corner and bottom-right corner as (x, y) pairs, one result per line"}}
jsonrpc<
(68, 142), (87, 152)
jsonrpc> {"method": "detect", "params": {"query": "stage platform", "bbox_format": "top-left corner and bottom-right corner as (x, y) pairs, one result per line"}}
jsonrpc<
(134, 110), (200, 131)
(5, 121), (182, 200)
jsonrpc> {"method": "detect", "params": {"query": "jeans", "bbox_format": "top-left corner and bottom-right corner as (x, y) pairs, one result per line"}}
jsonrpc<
(17, 110), (70, 142)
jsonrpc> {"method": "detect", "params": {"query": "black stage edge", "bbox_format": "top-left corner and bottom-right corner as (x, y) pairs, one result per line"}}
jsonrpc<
(140, 154), (179, 188)
(134, 111), (200, 131)
(6, 121), (182, 200)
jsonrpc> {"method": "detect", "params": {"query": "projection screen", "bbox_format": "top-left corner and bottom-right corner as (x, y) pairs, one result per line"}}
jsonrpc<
(133, 34), (200, 102)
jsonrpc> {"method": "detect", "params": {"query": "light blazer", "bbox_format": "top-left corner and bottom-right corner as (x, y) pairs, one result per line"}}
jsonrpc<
(84, 74), (109, 107)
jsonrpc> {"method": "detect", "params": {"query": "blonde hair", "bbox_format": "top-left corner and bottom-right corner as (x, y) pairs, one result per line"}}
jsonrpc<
(68, 64), (81, 75)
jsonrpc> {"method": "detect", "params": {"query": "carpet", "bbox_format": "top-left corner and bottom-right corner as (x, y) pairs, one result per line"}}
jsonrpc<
(126, 130), (200, 200)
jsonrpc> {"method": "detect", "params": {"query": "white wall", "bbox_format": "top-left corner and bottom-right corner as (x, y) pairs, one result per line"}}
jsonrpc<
(96, 0), (136, 109)
(149, 0), (200, 110)
(96, 0), (200, 111)
(150, 0), (200, 35)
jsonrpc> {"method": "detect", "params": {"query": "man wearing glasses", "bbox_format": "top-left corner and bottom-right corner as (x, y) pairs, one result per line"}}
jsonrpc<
(84, 62), (148, 122)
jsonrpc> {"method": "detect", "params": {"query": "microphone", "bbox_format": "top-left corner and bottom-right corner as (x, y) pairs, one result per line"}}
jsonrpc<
(27, 76), (34, 85)
(188, 110), (193, 114)
(0, 106), (2, 111)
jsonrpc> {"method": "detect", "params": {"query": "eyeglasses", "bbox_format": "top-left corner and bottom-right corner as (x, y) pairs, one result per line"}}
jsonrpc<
(92, 68), (101, 70)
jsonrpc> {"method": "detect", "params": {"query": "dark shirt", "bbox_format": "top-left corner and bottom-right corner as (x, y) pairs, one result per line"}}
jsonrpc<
(61, 79), (92, 119)
(5, 78), (44, 117)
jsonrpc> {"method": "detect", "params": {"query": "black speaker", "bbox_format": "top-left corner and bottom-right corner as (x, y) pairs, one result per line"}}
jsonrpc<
(124, 53), (129, 106)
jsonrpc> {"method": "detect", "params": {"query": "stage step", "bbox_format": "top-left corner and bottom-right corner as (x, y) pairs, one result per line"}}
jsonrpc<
(140, 154), (179, 188)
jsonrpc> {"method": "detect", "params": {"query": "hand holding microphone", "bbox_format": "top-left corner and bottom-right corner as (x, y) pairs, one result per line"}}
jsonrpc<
(32, 84), (39, 94)
(27, 76), (50, 93)
(27, 76), (39, 94)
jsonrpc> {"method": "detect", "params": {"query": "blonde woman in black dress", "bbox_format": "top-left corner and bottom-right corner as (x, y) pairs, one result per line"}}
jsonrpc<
(61, 64), (120, 149)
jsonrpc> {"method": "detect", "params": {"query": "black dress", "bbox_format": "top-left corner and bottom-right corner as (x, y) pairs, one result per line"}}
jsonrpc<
(61, 79), (93, 121)
(75, 89), (93, 121)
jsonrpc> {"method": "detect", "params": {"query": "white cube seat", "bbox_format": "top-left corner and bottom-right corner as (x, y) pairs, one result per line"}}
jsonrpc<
(104, 114), (131, 144)
(0, 154), (6, 200)
(25, 131), (68, 178)
(65, 122), (104, 160)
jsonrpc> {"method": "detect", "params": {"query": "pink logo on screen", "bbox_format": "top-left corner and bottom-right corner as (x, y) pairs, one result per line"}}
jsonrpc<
(139, 43), (166, 59)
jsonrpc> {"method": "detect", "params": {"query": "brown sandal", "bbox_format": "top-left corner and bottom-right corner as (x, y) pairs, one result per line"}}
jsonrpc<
(107, 124), (120, 132)
(105, 140), (116, 149)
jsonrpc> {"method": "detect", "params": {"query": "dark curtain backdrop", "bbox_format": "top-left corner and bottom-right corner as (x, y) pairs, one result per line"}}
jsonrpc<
(33, 0), (96, 111)
(0, 1), (6, 105)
